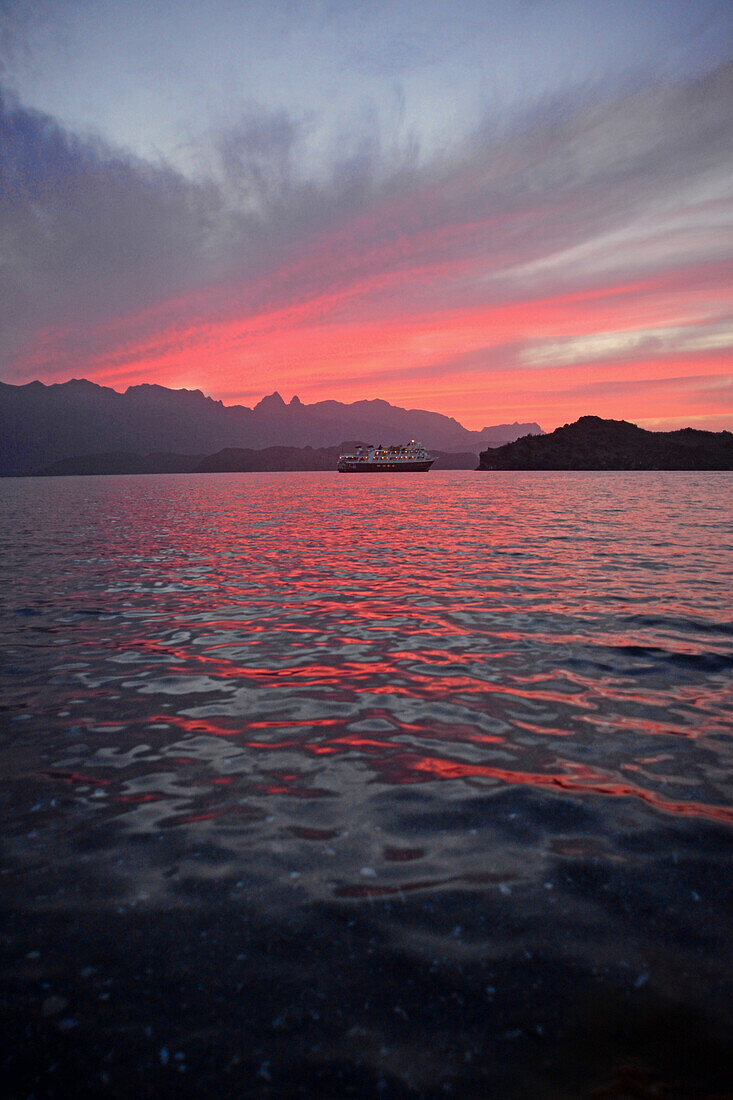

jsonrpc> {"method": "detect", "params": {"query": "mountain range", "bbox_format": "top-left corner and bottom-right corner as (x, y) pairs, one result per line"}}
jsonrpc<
(0, 379), (541, 476)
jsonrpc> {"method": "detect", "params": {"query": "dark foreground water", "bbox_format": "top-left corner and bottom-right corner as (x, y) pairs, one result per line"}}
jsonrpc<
(1, 471), (731, 1098)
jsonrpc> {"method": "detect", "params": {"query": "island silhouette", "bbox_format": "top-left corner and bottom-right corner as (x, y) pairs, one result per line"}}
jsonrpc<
(479, 416), (733, 470)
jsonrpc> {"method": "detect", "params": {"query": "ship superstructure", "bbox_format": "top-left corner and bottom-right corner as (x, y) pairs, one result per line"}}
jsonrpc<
(337, 441), (436, 473)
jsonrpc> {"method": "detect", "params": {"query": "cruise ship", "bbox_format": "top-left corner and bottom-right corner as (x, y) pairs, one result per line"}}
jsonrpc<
(337, 441), (436, 473)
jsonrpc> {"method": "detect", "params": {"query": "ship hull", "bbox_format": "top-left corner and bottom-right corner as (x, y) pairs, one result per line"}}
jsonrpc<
(338, 460), (435, 472)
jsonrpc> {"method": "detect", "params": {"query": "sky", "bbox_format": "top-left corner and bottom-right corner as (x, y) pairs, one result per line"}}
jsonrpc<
(1, 0), (731, 430)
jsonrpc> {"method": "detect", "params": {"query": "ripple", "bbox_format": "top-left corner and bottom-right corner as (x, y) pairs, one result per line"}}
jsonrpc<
(0, 471), (731, 965)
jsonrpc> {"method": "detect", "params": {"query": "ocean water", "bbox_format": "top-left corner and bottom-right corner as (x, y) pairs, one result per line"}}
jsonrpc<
(1, 470), (731, 1097)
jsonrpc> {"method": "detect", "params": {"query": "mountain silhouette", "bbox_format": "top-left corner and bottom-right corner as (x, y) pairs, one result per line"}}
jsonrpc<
(0, 379), (541, 475)
(479, 416), (733, 469)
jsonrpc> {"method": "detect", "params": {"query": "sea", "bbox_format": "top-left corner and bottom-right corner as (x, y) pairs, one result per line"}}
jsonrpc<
(1, 470), (731, 1098)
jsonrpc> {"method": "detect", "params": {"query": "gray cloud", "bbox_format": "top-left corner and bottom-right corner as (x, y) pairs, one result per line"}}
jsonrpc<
(214, 109), (302, 207)
(0, 85), (224, 360)
(0, 1), (38, 72)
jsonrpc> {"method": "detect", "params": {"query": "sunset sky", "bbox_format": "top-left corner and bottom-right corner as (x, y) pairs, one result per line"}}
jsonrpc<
(1, 0), (731, 430)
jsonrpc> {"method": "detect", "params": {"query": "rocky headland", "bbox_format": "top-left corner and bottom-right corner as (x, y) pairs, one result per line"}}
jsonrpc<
(479, 416), (733, 470)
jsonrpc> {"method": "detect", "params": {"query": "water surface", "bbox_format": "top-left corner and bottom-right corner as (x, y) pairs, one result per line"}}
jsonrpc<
(1, 471), (731, 1096)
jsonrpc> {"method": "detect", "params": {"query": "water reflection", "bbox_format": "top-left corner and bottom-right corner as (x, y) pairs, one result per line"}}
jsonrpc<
(1, 472), (731, 899)
(1, 471), (732, 1092)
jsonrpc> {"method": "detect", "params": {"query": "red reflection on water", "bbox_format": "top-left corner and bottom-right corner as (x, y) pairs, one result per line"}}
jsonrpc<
(154, 714), (342, 739)
(75, 475), (731, 843)
(512, 719), (574, 737)
(332, 736), (395, 749)
(159, 804), (267, 828)
(247, 718), (342, 731)
(151, 714), (235, 736)
(583, 711), (712, 740)
(398, 753), (733, 824)
(254, 771), (335, 799)
(141, 716), (732, 824)
(42, 769), (110, 787)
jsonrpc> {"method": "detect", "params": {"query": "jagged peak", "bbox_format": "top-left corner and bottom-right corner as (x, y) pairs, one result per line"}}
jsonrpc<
(254, 391), (286, 411)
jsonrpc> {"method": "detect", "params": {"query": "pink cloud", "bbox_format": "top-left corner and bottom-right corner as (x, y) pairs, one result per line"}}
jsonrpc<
(3, 66), (731, 430)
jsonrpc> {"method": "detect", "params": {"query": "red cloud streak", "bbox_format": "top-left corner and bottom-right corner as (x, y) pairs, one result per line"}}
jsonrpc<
(9, 249), (732, 430)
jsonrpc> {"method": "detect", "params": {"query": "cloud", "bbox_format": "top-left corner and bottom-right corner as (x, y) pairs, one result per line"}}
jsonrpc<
(0, 61), (731, 430)
(0, 85), (224, 360)
(0, 0), (42, 74)
(212, 108), (302, 209)
(522, 318), (733, 369)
